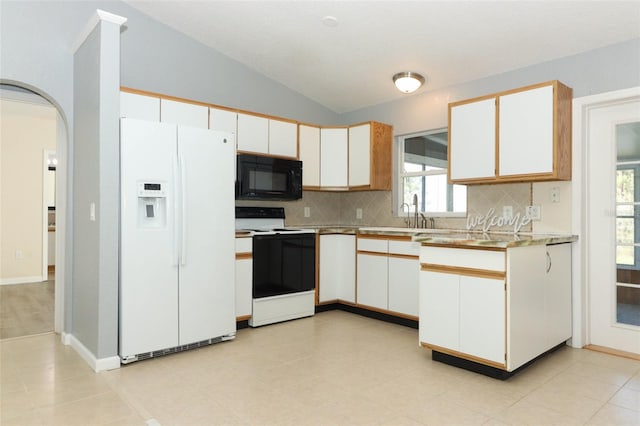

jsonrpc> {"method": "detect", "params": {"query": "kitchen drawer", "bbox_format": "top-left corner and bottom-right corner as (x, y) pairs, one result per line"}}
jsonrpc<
(389, 240), (420, 257)
(357, 237), (388, 253)
(420, 246), (505, 272)
(235, 237), (252, 254)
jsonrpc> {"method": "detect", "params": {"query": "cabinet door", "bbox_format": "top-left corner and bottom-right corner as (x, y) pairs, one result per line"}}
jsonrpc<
(299, 125), (321, 187)
(161, 99), (208, 129)
(120, 92), (160, 121)
(459, 275), (505, 365)
(320, 128), (348, 187)
(419, 271), (459, 350)
(388, 256), (419, 316)
(336, 236), (356, 303)
(545, 243), (572, 349)
(237, 113), (269, 153)
(269, 119), (297, 158)
(235, 257), (252, 318)
(499, 85), (554, 177)
(348, 123), (371, 187)
(356, 253), (388, 310)
(319, 234), (356, 303)
(209, 107), (237, 135)
(449, 98), (496, 181)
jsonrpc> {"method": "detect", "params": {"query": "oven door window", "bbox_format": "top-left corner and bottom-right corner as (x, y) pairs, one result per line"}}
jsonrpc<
(252, 234), (315, 299)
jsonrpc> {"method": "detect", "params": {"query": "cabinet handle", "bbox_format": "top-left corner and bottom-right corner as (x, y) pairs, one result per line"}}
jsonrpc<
(546, 251), (552, 273)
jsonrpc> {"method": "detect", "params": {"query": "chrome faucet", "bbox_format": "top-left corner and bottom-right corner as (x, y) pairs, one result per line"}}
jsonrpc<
(412, 194), (419, 228)
(400, 202), (411, 227)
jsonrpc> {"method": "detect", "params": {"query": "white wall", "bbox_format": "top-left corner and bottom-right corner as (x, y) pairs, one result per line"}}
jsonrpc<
(0, 99), (56, 283)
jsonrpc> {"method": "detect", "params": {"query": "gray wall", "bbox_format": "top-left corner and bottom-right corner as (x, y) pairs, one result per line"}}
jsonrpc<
(341, 38), (640, 134)
(72, 19), (121, 359)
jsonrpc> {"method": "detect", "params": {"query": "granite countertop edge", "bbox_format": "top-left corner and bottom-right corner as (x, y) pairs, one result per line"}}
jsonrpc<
(236, 226), (578, 248)
(412, 233), (578, 248)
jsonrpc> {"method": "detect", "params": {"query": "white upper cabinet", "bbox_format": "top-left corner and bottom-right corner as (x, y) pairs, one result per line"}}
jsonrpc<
(498, 85), (553, 176)
(299, 124), (321, 187)
(236, 114), (297, 157)
(449, 97), (496, 181)
(209, 107), (237, 135)
(268, 119), (297, 158)
(449, 80), (572, 184)
(160, 99), (208, 129)
(320, 127), (348, 188)
(237, 113), (269, 153)
(120, 92), (160, 121)
(348, 123), (371, 187)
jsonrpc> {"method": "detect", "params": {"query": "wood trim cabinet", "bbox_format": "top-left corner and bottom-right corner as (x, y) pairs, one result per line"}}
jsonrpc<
(448, 80), (572, 184)
(235, 237), (252, 321)
(318, 234), (356, 304)
(348, 122), (393, 191)
(356, 235), (420, 318)
(320, 127), (349, 188)
(299, 124), (321, 188)
(304, 121), (393, 191)
(237, 113), (298, 158)
(419, 243), (572, 372)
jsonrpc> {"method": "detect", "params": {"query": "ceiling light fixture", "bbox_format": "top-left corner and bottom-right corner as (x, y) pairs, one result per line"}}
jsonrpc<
(393, 72), (425, 94)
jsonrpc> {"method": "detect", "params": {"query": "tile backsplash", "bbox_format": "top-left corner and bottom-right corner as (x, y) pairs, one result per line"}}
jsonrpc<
(239, 182), (534, 232)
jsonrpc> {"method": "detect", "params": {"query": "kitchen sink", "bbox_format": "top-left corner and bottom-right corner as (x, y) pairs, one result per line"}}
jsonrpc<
(358, 227), (454, 234)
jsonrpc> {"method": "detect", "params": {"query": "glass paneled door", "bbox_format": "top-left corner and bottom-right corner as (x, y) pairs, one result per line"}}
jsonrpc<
(587, 93), (640, 355)
(615, 123), (640, 327)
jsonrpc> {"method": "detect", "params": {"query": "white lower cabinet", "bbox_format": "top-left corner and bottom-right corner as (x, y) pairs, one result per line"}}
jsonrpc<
(356, 236), (420, 317)
(459, 275), (505, 364)
(356, 252), (388, 310)
(235, 237), (252, 319)
(388, 256), (420, 317)
(419, 243), (572, 371)
(318, 234), (356, 303)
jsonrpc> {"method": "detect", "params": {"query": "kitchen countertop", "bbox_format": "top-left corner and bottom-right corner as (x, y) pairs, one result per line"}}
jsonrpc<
(237, 226), (578, 248)
(357, 227), (578, 248)
(413, 231), (578, 248)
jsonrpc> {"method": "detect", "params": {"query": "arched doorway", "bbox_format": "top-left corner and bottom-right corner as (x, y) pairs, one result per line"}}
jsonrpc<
(0, 81), (69, 337)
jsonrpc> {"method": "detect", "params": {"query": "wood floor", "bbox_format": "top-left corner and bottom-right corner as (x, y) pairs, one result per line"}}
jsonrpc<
(0, 279), (54, 340)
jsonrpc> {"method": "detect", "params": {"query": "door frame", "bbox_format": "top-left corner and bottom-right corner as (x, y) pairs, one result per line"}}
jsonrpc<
(42, 149), (55, 282)
(1, 82), (68, 336)
(573, 86), (640, 350)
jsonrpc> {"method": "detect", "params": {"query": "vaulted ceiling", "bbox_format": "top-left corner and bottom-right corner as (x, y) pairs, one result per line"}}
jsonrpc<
(124, 1), (640, 113)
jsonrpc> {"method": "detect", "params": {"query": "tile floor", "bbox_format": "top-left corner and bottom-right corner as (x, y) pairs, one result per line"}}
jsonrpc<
(1, 310), (639, 425)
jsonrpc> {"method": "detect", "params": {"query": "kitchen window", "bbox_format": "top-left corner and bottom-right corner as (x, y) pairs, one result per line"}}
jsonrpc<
(397, 129), (466, 217)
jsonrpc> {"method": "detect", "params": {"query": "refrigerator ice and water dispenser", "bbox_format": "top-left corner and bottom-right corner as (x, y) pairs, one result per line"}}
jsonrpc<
(137, 181), (167, 228)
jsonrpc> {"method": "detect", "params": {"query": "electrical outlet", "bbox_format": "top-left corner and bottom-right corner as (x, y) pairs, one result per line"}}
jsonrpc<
(304, 206), (311, 218)
(503, 205), (513, 220)
(356, 208), (363, 220)
(526, 205), (542, 221)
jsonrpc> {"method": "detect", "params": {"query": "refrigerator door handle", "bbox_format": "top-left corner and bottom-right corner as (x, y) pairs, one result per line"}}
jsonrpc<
(180, 154), (187, 266)
(172, 153), (180, 266)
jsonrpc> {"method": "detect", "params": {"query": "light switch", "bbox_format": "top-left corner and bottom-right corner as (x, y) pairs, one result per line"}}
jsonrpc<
(90, 202), (96, 221)
(550, 187), (560, 203)
(304, 206), (311, 218)
(356, 208), (363, 220)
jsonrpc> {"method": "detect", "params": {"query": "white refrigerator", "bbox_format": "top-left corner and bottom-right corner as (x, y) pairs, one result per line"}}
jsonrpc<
(119, 118), (236, 363)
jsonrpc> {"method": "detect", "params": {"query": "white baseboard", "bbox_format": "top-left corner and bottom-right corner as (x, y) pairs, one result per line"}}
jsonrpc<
(69, 334), (120, 372)
(0, 276), (46, 285)
(61, 332), (72, 345)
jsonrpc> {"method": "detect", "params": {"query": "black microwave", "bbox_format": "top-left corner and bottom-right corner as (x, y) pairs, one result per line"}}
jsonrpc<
(236, 154), (303, 200)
